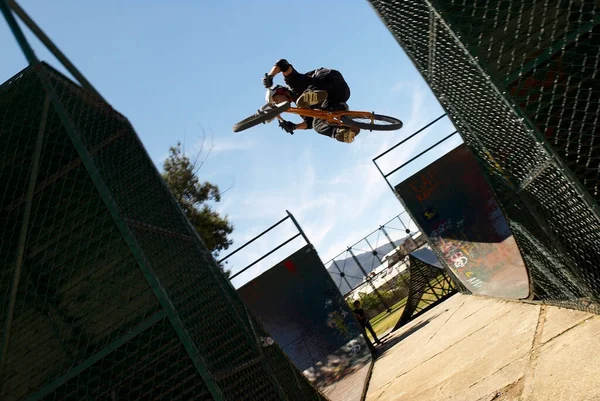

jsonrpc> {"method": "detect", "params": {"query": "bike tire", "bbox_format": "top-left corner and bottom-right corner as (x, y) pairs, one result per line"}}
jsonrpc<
(340, 113), (403, 131)
(232, 101), (291, 133)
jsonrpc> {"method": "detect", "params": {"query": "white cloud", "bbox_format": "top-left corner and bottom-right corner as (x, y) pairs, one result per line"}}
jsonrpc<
(211, 137), (257, 153)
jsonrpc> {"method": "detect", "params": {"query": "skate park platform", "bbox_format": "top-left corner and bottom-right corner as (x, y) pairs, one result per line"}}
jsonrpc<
(366, 294), (600, 401)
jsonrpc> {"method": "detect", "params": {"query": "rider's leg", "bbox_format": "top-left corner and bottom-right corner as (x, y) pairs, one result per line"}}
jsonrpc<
(317, 69), (351, 110)
(312, 118), (335, 137)
(304, 69), (358, 143)
(297, 69), (351, 108)
(313, 118), (359, 144)
(319, 71), (359, 143)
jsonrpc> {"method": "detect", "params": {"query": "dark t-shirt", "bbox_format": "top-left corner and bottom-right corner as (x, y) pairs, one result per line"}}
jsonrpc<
(283, 68), (315, 100)
(353, 308), (369, 325)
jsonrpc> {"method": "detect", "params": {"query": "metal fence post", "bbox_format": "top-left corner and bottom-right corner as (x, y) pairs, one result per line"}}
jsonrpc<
(380, 225), (411, 288)
(348, 248), (391, 313)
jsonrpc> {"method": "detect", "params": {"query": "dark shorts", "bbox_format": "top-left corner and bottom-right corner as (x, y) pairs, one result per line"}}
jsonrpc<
(308, 69), (351, 138)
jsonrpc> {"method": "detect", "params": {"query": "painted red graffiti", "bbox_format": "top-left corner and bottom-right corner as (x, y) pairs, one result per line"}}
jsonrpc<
(409, 170), (439, 202)
(283, 259), (296, 274)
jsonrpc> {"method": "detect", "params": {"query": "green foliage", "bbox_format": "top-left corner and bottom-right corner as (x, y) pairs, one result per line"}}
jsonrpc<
(162, 141), (233, 277)
(347, 280), (410, 317)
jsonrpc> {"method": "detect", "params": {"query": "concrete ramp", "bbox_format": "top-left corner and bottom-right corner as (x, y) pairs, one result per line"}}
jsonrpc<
(367, 294), (600, 401)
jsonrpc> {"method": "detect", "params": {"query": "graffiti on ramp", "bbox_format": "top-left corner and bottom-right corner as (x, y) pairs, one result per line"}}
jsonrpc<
(395, 144), (530, 299)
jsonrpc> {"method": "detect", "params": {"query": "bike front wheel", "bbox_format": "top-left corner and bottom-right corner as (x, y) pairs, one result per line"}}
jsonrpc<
(233, 102), (291, 133)
(340, 113), (403, 131)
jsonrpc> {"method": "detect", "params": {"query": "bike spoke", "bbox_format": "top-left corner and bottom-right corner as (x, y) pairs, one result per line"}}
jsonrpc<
(353, 117), (393, 126)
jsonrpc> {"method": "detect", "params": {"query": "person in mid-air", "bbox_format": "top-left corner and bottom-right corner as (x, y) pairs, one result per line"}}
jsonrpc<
(262, 59), (360, 144)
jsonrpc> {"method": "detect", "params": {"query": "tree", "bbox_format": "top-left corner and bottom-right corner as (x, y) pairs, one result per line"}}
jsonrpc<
(162, 140), (233, 277)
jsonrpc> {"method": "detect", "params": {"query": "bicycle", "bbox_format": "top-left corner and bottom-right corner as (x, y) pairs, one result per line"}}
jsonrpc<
(232, 98), (403, 133)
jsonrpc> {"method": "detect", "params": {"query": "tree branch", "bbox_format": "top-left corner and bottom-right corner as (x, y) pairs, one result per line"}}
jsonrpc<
(220, 178), (235, 197)
(194, 130), (215, 175)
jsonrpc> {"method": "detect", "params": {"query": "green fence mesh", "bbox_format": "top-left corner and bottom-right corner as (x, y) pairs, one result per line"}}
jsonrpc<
(370, 0), (600, 313)
(0, 62), (327, 401)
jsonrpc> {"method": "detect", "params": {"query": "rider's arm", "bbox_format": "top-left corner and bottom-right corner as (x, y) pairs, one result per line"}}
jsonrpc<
(267, 59), (294, 78)
(280, 119), (309, 134)
(300, 116), (313, 130)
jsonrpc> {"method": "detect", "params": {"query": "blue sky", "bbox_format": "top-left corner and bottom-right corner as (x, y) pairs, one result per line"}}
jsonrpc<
(1, 0), (462, 287)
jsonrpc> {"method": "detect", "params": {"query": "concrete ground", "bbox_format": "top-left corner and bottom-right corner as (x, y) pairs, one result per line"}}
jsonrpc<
(322, 361), (372, 401)
(366, 294), (600, 401)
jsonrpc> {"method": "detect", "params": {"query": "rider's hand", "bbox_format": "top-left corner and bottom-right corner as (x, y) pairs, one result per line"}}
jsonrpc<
(262, 73), (273, 88)
(279, 120), (296, 134)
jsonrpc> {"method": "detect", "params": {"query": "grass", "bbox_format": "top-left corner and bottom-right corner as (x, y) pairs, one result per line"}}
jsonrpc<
(365, 276), (454, 341)
(368, 298), (407, 338)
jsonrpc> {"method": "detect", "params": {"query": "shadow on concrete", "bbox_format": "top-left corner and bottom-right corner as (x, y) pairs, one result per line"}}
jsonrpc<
(374, 319), (431, 358)
(372, 308), (452, 359)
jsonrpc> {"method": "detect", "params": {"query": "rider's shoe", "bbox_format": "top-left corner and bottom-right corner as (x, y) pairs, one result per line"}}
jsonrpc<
(296, 90), (328, 108)
(334, 126), (360, 143)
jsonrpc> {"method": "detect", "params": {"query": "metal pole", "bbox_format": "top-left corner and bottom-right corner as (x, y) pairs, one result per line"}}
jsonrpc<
(364, 237), (397, 295)
(0, 0), (37, 64)
(286, 210), (311, 246)
(373, 158), (396, 194)
(0, 95), (49, 387)
(229, 233), (302, 281)
(372, 113), (447, 161)
(348, 248), (391, 312)
(385, 131), (458, 178)
(441, 270), (455, 291)
(381, 225), (411, 287)
(219, 215), (290, 264)
(7, 0), (105, 101)
(428, 270), (444, 300)
(425, 272), (442, 301)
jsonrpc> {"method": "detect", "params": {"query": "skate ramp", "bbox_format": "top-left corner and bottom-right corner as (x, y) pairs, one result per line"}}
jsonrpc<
(395, 144), (531, 299)
(237, 245), (373, 401)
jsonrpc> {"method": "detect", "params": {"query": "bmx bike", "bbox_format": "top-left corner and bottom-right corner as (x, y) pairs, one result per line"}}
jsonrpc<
(233, 100), (403, 133)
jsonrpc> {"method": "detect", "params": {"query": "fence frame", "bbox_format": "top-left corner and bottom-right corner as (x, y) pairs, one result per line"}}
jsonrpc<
(221, 210), (311, 281)
(325, 212), (432, 318)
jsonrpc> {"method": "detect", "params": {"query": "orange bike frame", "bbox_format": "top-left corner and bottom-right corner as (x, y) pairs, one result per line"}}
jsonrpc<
(279, 107), (374, 126)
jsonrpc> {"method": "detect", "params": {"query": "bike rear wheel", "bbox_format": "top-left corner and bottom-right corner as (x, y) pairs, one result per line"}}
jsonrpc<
(340, 113), (403, 131)
(233, 102), (291, 133)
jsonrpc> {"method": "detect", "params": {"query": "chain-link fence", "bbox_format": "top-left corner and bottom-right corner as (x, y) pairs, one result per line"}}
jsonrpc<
(370, 0), (600, 313)
(326, 213), (433, 319)
(0, 62), (327, 400)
